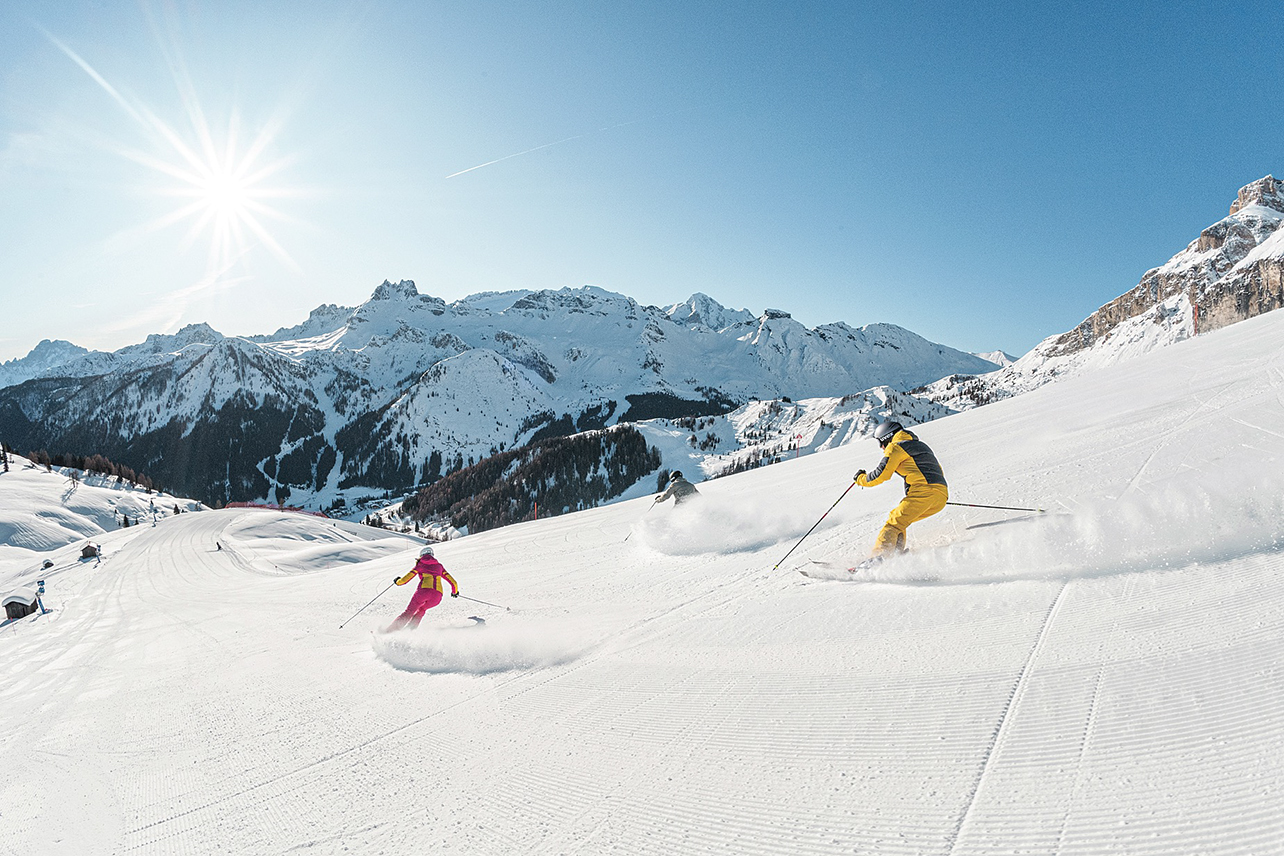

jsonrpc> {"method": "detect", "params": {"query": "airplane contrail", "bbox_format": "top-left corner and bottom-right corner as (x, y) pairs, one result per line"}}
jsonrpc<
(39, 27), (149, 127)
(446, 117), (651, 179)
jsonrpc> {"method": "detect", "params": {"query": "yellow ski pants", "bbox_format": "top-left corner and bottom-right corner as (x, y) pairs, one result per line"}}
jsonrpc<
(873, 483), (949, 557)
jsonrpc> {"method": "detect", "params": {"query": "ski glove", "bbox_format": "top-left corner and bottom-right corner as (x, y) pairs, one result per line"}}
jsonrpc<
(854, 469), (866, 482)
(451, 592), (459, 597)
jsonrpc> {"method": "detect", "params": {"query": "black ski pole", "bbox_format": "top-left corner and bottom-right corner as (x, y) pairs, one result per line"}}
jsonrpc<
(339, 581), (397, 629)
(456, 594), (511, 611)
(624, 498), (660, 542)
(772, 481), (857, 570)
(946, 501), (1045, 513)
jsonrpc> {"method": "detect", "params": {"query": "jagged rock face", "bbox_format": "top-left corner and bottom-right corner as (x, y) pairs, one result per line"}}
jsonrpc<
(1051, 175), (1284, 356)
(918, 175), (1284, 414)
(1229, 174), (1284, 215)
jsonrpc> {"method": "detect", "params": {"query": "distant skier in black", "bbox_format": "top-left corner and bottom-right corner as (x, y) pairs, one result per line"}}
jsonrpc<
(656, 470), (700, 506)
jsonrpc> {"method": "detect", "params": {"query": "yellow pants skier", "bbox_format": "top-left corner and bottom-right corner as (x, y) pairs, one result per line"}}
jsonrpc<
(871, 483), (949, 556)
(855, 421), (949, 559)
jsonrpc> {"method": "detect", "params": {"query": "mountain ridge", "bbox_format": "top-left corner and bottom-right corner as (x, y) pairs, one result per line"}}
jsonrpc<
(920, 174), (1284, 411)
(0, 285), (998, 510)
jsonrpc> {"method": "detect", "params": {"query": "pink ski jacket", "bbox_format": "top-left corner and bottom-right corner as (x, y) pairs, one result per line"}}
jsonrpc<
(396, 555), (459, 595)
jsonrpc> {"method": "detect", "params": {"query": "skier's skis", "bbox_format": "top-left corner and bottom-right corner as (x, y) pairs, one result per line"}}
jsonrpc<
(800, 558), (880, 579)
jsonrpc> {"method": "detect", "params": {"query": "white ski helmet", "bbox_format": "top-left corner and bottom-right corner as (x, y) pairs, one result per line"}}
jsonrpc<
(419, 545), (435, 557)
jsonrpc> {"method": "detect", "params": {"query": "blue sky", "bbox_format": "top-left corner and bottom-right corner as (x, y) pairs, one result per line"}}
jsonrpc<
(0, 1), (1279, 362)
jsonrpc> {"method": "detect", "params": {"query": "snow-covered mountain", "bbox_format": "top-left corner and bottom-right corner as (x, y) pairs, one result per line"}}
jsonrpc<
(971, 349), (1015, 367)
(921, 174), (1284, 410)
(0, 338), (92, 388)
(0, 284), (996, 510)
(664, 291), (756, 331)
(3, 293), (1283, 855)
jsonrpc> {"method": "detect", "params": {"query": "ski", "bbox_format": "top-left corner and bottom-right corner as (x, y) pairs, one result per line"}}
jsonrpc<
(799, 559), (879, 579)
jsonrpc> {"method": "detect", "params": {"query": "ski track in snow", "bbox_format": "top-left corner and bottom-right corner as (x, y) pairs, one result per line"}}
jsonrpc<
(2, 309), (1284, 854)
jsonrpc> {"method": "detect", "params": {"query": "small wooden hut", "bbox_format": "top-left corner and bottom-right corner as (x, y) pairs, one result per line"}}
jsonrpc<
(3, 588), (38, 621)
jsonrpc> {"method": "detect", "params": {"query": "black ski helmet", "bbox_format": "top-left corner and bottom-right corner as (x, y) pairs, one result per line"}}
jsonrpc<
(670, 470), (684, 482)
(873, 420), (904, 446)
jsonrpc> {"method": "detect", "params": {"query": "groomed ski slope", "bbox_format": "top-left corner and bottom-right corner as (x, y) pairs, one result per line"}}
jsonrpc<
(3, 308), (1284, 855)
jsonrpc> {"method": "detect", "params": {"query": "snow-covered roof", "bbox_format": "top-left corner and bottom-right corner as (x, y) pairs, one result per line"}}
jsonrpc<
(3, 587), (36, 606)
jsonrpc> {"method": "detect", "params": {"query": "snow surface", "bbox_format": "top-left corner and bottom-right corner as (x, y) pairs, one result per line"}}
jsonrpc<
(0, 463), (204, 562)
(2, 307), (1284, 854)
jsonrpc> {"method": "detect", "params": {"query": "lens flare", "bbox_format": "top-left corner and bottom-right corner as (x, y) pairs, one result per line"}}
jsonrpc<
(43, 27), (302, 279)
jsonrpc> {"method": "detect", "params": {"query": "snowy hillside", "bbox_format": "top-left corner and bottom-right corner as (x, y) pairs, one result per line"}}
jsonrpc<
(377, 385), (955, 538)
(0, 455), (204, 566)
(633, 385), (953, 484)
(922, 292), (1196, 410)
(0, 284), (997, 511)
(3, 297), (1282, 854)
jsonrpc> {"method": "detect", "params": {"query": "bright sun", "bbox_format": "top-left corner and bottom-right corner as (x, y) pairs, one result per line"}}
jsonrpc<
(202, 169), (249, 220)
(44, 29), (299, 277)
(158, 127), (298, 274)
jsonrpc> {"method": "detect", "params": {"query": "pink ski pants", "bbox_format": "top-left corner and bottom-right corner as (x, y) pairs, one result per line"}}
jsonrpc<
(389, 586), (443, 630)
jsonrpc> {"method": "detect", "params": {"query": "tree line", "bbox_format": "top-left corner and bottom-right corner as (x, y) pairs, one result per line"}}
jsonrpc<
(21, 447), (159, 492)
(402, 426), (661, 534)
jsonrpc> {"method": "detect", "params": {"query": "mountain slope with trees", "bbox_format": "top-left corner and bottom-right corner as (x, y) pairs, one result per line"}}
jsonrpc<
(0, 284), (996, 510)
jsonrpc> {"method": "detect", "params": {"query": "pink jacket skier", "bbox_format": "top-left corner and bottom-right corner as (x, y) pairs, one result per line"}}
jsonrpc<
(386, 546), (459, 631)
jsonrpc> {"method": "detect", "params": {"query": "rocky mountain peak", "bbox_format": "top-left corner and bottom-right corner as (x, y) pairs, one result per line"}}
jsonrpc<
(9, 338), (89, 366)
(174, 322), (222, 342)
(126, 323), (224, 356)
(666, 293), (753, 331)
(0, 339), (93, 388)
(920, 175), (1284, 413)
(1229, 175), (1284, 215)
(369, 279), (420, 301)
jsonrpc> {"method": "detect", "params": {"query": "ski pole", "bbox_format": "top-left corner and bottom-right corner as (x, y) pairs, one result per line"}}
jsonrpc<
(772, 481), (857, 570)
(946, 501), (1045, 513)
(339, 581), (396, 629)
(456, 594), (511, 611)
(624, 498), (660, 541)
